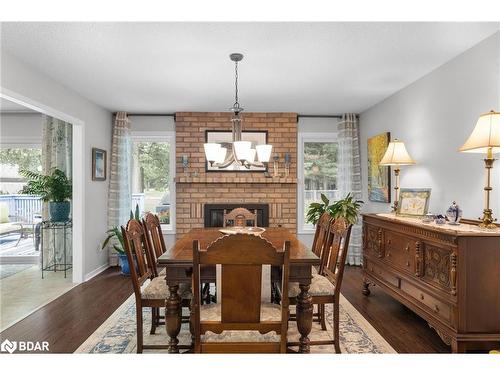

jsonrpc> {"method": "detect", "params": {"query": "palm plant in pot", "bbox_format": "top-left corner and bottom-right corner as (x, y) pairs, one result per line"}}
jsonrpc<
(20, 168), (72, 222)
(101, 204), (141, 275)
(306, 192), (363, 226)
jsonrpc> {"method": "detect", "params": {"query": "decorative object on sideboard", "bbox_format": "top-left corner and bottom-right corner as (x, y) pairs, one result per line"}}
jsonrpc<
(396, 188), (431, 218)
(181, 155), (189, 175)
(445, 201), (463, 225)
(367, 132), (391, 203)
(92, 147), (107, 181)
(379, 139), (416, 211)
(459, 110), (500, 229)
(421, 213), (435, 223)
(272, 153), (280, 177)
(434, 214), (446, 225)
(203, 53), (273, 171)
(205, 130), (269, 172)
(284, 153), (291, 177)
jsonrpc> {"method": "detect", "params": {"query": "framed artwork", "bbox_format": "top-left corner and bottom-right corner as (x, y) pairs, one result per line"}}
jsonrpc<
(92, 148), (107, 181)
(367, 132), (391, 203)
(396, 188), (432, 217)
(205, 130), (268, 172)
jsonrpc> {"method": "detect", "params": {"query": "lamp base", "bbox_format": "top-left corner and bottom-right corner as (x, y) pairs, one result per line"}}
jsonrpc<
(478, 208), (497, 229)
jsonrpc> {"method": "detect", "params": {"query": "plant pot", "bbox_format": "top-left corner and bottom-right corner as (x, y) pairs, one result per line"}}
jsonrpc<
(49, 201), (71, 222)
(118, 253), (131, 276)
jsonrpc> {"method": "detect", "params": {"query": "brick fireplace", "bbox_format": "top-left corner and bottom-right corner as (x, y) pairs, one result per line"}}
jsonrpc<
(175, 112), (298, 235)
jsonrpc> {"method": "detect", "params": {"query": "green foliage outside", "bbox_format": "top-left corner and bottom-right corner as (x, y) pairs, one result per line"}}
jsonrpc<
(134, 142), (170, 191)
(304, 142), (338, 190)
(0, 148), (42, 173)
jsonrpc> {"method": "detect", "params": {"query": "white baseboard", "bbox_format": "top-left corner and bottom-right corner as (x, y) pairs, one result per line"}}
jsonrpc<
(84, 263), (110, 282)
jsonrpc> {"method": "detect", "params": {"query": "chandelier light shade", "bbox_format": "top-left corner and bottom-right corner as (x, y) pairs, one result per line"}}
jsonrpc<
(256, 144), (273, 163)
(459, 110), (500, 229)
(203, 53), (273, 171)
(204, 143), (221, 165)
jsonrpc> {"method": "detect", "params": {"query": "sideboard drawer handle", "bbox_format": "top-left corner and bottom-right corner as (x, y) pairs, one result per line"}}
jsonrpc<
(420, 293), (425, 300)
(387, 239), (392, 245)
(405, 245), (410, 252)
(406, 261), (410, 267)
(434, 305), (440, 312)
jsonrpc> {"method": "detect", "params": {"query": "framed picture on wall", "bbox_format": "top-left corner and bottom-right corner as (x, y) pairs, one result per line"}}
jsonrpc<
(367, 132), (391, 203)
(396, 188), (432, 217)
(205, 130), (268, 172)
(92, 148), (107, 181)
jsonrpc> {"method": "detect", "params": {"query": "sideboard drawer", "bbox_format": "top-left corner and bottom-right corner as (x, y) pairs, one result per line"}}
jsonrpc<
(365, 259), (400, 289)
(383, 230), (416, 274)
(400, 279), (452, 325)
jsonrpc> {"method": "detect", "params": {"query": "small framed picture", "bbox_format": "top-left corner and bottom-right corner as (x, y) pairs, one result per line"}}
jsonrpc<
(92, 148), (107, 181)
(397, 188), (431, 217)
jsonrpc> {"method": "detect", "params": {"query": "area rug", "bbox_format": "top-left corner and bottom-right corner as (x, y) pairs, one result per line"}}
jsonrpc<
(76, 293), (395, 354)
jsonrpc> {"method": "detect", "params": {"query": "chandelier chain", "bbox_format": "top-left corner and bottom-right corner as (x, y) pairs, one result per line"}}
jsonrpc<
(234, 61), (239, 107)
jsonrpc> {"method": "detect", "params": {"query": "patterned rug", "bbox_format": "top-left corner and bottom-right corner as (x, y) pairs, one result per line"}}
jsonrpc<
(76, 293), (395, 354)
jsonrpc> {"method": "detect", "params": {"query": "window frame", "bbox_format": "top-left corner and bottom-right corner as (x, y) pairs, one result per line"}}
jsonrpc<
(297, 132), (338, 234)
(130, 131), (176, 234)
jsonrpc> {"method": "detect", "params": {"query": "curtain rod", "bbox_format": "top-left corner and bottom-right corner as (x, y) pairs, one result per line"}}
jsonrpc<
(114, 113), (354, 119)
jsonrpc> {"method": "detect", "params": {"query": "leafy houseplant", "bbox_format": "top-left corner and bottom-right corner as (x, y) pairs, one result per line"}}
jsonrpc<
(20, 168), (72, 222)
(101, 204), (141, 275)
(306, 193), (363, 226)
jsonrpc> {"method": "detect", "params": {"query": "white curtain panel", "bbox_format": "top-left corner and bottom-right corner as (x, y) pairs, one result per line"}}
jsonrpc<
(107, 112), (132, 266)
(337, 113), (363, 265)
(41, 115), (73, 268)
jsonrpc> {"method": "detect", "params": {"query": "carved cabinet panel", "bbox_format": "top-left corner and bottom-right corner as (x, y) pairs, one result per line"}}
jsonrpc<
(421, 243), (452, 293)
(363, 224), (384, 259)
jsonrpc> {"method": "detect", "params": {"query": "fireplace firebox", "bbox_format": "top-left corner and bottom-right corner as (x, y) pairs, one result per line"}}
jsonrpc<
(204, 204), (269, 228)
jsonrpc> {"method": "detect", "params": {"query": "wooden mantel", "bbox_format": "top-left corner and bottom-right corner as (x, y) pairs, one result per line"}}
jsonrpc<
(174, 176), (297, 184)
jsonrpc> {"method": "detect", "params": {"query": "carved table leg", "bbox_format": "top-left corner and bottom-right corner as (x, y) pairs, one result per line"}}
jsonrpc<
(451, 339), (466, 353)
(296, 283), (313, 353)
(362, 279), (371, 296)
(166, 284), (182, 353)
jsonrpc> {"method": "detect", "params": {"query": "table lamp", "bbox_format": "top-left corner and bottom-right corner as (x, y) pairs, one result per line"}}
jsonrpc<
(459, 110), (500, 228)
(379, 139), (416, 211)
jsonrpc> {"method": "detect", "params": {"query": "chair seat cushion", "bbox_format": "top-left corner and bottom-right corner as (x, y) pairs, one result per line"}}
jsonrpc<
(158, 267), (166, 276)
(289, 274), (335, 298)
(141, 277), (191, 300)
(200, 303), (282, 343)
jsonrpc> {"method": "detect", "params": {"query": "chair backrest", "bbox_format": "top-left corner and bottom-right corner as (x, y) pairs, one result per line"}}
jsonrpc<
(311, 212), (333, 272)
(121, 219), (155, 299)
(321, 217), (353, 295)
(141, 212), (166, 277)
(192, 234), (290, 350)
(223, 207), (257, 227)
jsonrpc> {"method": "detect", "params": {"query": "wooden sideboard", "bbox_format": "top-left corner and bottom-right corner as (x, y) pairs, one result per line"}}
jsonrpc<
(362, 213), (500, 353)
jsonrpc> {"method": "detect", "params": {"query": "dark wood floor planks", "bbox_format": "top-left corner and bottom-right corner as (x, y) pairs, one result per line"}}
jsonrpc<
(1, 266), (450, 353)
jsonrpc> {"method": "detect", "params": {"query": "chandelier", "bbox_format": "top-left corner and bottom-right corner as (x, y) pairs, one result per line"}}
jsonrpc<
(203, 53), (273, 170)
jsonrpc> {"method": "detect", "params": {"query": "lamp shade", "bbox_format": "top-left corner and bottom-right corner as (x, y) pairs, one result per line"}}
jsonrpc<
(203, 143), (221, 163)
(459, 111), (500, 154)
(256, 144), (272, 163)
(379, 139), (416, 166)
(233, 141), (252, 161)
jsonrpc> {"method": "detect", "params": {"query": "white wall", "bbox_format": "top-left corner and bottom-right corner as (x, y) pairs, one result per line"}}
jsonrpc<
(297, 117), (339, 247)
(0, 113), (43, 143)
(360, 32), (500, 220)
(1, 51), (112, 279)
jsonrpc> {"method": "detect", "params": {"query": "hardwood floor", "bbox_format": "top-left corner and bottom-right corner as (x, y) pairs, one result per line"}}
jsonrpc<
(0, 267), (132, 353)
(0, 265), (450, 353)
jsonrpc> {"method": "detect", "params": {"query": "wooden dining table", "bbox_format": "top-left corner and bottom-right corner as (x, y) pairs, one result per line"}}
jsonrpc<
(157, 227), (320, 353)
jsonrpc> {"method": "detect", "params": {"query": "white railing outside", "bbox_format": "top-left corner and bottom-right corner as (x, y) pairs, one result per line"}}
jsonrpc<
(0, 194), (43, 223)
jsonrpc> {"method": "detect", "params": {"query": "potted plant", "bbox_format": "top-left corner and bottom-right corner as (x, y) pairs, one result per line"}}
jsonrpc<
(20, 168), (72, 222)
(101, 204), (141, 275)
(306, 192), (363, 225)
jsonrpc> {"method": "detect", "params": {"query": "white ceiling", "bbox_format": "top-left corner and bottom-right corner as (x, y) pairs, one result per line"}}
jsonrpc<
(1, 22), (499, 114)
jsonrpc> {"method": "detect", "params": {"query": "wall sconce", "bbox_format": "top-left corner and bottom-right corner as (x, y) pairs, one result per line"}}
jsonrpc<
(284, 153), (291, 177)
(181, 155), (189, 175)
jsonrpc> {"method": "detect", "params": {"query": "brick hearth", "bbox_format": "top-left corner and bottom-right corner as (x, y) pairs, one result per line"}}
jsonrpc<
(175, 112), (298, 235)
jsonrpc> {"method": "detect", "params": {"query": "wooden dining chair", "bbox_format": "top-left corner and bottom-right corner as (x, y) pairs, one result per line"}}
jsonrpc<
(121, 219), (191, 353)
(191, 234), (290, 353)
(223, 207), (257, 227)
(141, 212), (167, 277)
(287, 217), (352, 353)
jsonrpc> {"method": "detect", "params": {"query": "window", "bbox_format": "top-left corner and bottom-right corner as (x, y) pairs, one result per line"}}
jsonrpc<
(131, 132), (175, 232)
(298, 133), (339, 232)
